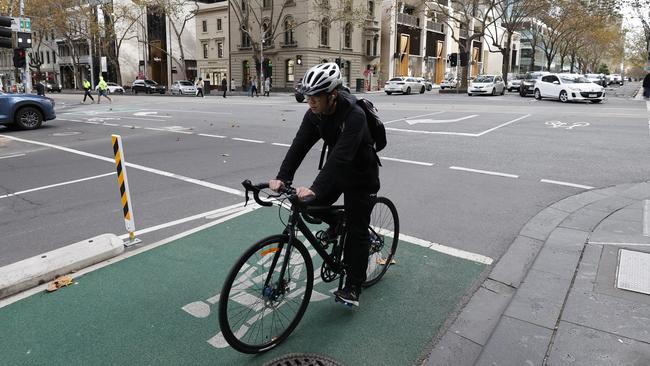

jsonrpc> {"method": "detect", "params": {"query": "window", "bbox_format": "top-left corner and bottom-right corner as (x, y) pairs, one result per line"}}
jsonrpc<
(217, 42), (223, 58)
(286, 59), (294, 82)
(373, 35), (378, 56)
(40, 51), (44, 63)
(262, 20), (271, 45)
(241, 27), (251, 47)
(241, 0), (246, 12)
(51, 31), (54, 40)
(344, 23), (352, 49)
(368, 1), (374, 17)
(46, 51), (50, 64)
(202, 20), (207, 32)
(366, 39), (371, 56)
(284, 16), (294, 45)
(217, 18), (222, 31)
(53, 52), (56, 63)
(320, 18), (329, 46)
(243, 60), (250, 85)
(263, 0), (272, 8)
(202, 43), (208, 58)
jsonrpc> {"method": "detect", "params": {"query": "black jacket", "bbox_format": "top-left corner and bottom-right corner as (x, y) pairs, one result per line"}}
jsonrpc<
(276, 90), (380, 195)
(643, 74), (650, 88)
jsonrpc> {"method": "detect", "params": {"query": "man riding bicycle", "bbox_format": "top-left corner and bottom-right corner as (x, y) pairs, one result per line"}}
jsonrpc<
(269, 63), (380, 307)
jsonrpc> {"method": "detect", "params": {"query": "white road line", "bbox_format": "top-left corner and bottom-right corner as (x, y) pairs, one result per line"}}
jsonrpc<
(405, 114), (478, 125)
(103, 123), (119, 126)
(198, 133), (226, 139)
(0, 153), (26, 160)
(540, 179), (594, 190)
(144, 127), (167, 131)
(57, 118), (86, 123)
(380, 156), (434, 166)
(588, 242), (650, 247)
(0, 134), (244, 197)
(396, 232), (493, 265)
(0, 172), (116, 200)
(449, 166), (519, 179)
(384, 111), (445, 125)
(647, 101), (650, 137)
(271, 142), (291, 147)
(147, 109), (233, 115)
(643, 200), (650, 236)
(474, 114), (531, 136)
(232, 137), (264, 144)
(385, 127), (478, 137)
(167, 130), (193, 135)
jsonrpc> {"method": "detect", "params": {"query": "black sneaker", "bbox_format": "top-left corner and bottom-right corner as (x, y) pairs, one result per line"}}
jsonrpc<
(333, 285), (360, 307)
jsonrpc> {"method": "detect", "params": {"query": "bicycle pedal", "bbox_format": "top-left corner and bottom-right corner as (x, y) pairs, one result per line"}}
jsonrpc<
(334, 297), (354, 307)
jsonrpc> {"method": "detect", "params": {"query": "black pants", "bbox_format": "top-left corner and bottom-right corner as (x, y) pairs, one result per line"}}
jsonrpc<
(83, 89), (94, 102)
(222, 88), (227, 98)
(197, 88), (204, 97)
(309, 188), (376, 289)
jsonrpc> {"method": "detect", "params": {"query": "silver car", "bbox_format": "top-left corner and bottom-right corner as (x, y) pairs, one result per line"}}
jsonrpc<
(468, 75), (506, 96)
(171, 80), (198, 95)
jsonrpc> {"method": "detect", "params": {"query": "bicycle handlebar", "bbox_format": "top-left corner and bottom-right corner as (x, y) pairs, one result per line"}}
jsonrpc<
(242, 180), (315, 210)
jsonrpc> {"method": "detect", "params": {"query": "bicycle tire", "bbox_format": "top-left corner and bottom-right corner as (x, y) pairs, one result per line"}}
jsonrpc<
(218, 235), (314, 354)
(363, 197), (399, 287)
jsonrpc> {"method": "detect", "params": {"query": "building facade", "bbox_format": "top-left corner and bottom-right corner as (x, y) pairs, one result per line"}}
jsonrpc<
(195, 0), (230, 91)
(229, 0), (382, 92)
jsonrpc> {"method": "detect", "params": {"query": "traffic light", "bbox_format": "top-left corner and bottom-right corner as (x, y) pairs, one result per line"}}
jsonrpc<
(13, 48), (25, 68)
(0, 16), (12, 49)
(16, 31), (31, 49)
(449, 53), (457, 67)
(459, 52), (468, 67)
(296, 55), (302, 65)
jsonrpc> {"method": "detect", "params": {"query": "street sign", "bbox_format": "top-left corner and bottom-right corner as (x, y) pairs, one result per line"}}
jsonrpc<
(10, 17), (30, 32)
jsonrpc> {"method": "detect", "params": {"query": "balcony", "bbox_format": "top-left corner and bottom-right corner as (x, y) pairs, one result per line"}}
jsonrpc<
(280, 41), (297, 48)
(397, 13), (420, 28)
(426, 21), (444, 33)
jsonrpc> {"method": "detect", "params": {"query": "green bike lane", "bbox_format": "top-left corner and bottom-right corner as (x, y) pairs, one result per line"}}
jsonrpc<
(0, 207), (486, 366)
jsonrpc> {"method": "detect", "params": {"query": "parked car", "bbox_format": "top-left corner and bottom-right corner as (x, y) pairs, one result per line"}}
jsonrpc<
(534, 73), (605, 103)
(384, 77), (424, 95)
(95, 82), (124, 94)
(506, 74), (523, 92)
(440, 78), (458, 89)
(0, 92), (56, 130)
(170, 80), (197, 95)
(467, 75), (506, 96)
(131, 79), (166, 94)
(584, 74), (607, 87)
(415, 77), (433, 91)
(520, 71), (549, 97)
(609, 74), (623, 85)
(38, 81), (62, 93)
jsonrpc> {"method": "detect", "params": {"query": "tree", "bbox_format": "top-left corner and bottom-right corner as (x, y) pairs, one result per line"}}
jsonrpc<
(426, 0), (504, 88)
(97, 1), (142, 84)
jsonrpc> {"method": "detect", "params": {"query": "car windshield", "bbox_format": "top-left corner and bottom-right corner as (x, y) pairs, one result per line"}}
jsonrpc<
(474, 76), (494, 83)
(179, 81), (193, 86)
(561, 76), (590, 83)
(389, 78), (404, 82)
(145, 80), (158, 85)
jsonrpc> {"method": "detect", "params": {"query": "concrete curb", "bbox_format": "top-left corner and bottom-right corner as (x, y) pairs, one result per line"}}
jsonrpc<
(424, 182), (650, 365)
(0, 234), (124, 299)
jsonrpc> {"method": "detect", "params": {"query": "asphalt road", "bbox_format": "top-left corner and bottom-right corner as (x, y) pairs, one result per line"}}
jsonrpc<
(0, 84), (647, 271)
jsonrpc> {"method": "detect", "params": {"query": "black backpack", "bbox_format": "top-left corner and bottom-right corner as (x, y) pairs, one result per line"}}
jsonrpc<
(356, 98), (387, 152)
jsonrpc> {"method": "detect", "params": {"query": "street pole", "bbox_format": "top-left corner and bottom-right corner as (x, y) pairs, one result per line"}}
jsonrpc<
(260, 24), (264, 95)
(19, 0), (31, 93)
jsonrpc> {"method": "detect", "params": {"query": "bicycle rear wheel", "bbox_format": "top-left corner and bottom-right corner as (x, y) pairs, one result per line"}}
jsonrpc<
(363, 197), (399, 287)
(218, 235), (314, 354)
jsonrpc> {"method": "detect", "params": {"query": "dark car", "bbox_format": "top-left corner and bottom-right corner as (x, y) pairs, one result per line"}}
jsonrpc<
(0, 92), (56, 130)
(131, 79), (166, 94)
(520, 72), (549, 97)
(39, 81), (62, 93)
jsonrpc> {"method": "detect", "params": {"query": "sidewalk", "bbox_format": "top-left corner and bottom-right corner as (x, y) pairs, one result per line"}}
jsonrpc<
(425, 181), (650, 365)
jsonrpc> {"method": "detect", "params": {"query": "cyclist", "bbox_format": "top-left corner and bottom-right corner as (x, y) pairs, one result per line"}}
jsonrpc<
(269, 62), (380, 307)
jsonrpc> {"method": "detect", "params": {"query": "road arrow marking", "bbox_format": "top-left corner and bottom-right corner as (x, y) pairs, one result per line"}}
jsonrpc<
(405, 114), (478, 125)
(134, 111), (171, 118)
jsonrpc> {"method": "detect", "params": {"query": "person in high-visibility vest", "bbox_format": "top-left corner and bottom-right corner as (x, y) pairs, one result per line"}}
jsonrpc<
(82, 79), (95, 104)
(96, 75), (112, 104)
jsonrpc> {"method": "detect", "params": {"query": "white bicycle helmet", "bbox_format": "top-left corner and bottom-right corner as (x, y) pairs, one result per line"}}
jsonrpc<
(300, 62), (342, 96)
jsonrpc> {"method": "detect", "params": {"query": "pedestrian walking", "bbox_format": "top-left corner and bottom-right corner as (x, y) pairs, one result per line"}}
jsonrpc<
(230, 77), (235, 91)
(264, 77), (271, 97)
(195, 77), (205, 98)
(222, 76), (228, 98)
(82, 79), (94, 104)
(96, 76), (112, 104)
(643, 73), (650, 99)
(250, 77), (259, 97)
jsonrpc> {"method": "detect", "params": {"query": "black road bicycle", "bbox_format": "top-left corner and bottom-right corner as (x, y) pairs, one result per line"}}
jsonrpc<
(217, 180), (399, 354)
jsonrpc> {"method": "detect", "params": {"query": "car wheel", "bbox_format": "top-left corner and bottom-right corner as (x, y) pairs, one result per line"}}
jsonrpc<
(427, 85), (432, 91)
(491, 88), (496, 96)
(534, 89), (542, 100)
(385, 91), (392, 95)
(14, 107), (43, 130)
(134, 89), (138, 95)
(501, 87), (505, 95)
(420, 86), (425, 94)
(559, 90), (568, 103)
(591, 100), (602, 104)
(406, 87), (411, 95)
(467, 93), (472, 96)
(440, 87), (445, 90)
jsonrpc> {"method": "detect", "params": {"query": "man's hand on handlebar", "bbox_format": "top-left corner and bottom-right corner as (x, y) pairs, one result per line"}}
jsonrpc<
(296, 187), (315, 200)
(269, 179), (284, 192)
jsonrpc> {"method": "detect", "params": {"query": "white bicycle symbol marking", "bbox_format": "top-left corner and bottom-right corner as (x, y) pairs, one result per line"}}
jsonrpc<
(545, 121), (590, 130)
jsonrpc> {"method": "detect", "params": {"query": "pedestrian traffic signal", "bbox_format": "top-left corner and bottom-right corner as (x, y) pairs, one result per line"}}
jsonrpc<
(296, 55), (302, 65)
(0, 16), (13, 49)
(449, 53), (458, 67)
(13, 48), (25, 68)
(16, 31), (31, 49)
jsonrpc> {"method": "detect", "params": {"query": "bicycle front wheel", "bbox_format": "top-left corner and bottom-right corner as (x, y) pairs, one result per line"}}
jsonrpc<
(218, 235), (314, 354)
(363, 197), (399, 287)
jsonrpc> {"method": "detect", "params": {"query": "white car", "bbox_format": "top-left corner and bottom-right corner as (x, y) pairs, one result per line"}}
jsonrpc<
(534, 73), (605, 103)
(467, 75), (506, 96)
(609, 74), (623, 85)
(170, 80), (198, 95)
(415, 77), (433, 91)
(584, 73), (607, 87)
(384, 77), (425, 95)
(95, 82), (124, 94)
(440, 78), (458, 89)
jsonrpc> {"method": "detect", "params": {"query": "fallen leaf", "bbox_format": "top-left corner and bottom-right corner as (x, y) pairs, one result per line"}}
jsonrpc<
(376, 258), (397, 265)
(46, 275), (74, 292)
(221, 153), (230, 157)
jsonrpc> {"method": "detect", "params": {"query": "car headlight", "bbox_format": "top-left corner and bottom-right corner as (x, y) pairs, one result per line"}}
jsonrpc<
(568, 86), (581, 91)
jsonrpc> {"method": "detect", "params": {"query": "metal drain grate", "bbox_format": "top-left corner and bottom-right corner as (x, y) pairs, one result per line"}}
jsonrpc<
(616, 249), (650, 295)
(263, 353), (344, 366)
